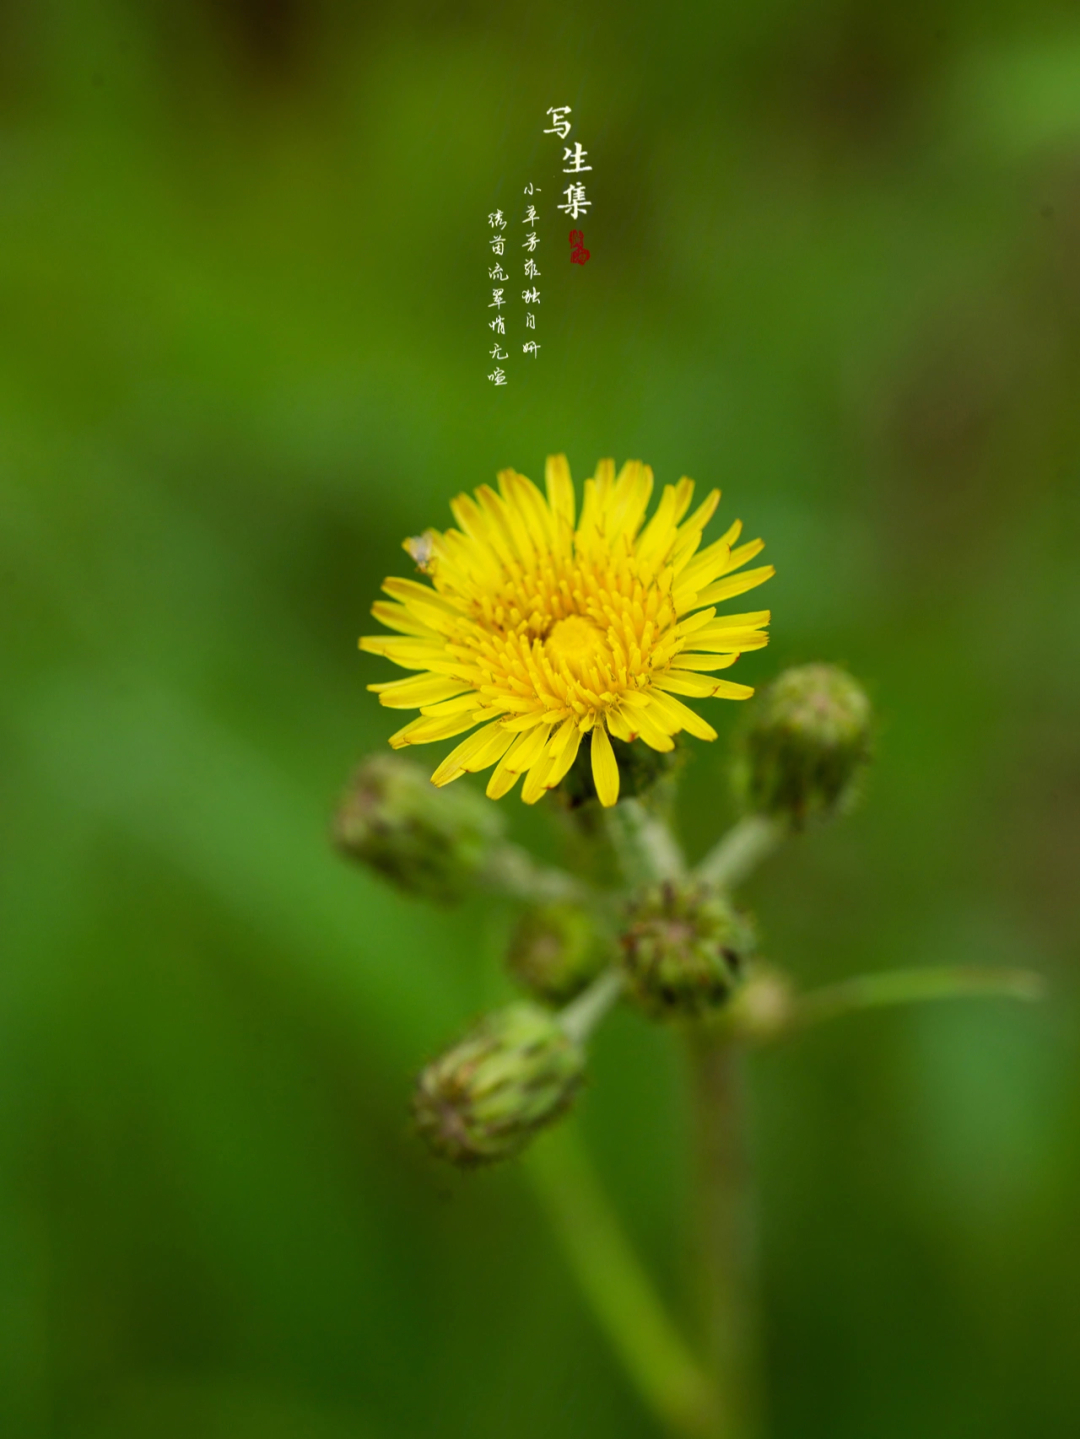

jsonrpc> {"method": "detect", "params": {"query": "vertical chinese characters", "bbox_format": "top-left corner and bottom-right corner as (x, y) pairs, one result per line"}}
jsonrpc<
(487, 209), (508, 385)
(550, 108), (594, 248)
(481, 105), (593, 381)
(521, 184), (541, 357)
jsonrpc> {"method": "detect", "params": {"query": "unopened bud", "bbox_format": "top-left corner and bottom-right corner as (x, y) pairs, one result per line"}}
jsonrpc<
(333, 754), (503, 903)
(506, 903), (608, 1005)
(414, 1003), (585, 1166)
(723, 964), (795, 1043)
(619, 880), (754, 1020)
(734, 664), (872, 827)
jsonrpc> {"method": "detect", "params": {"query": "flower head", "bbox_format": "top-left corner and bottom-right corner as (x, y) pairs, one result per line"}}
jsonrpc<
(361, 456), (773, 807)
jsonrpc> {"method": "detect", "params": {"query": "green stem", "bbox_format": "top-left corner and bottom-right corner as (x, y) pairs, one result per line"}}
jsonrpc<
(559, 966), (625, 1046)
(791, 965), (1045, 1031)
(696, 815), (784, 891)
(686, 1032), (763, 1439)
(605, 798), (687, 886)
(528, 1123), (717, 1438)
(480, 842), (589, 905)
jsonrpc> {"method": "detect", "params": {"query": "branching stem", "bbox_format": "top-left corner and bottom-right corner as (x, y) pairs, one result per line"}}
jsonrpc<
(528, 1124), (718, 1438)
(686, 1033), (763, 1439)
(696, 815), (785, 891)
(480, 842), (589, 905)
(791, 965), (1045, 1030)
(605, 798), (687, 886)
(559, 967), (625, 1046)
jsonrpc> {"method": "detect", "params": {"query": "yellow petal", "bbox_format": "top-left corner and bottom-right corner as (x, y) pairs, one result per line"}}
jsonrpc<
(431, 721), (513, 786)
(721, 538), (765, 574)
(486, 766), (523, 799)
(498, 709), (561, 732)
(389, 711), (483, 748)
(654, 672), (727, 698)
(634, 483), (679, 569)
(607, 460), (654, 545)
(544, 721), (583, 789)
(370, 600), (441, 638)
(694, 566), (775, 607)
(368, 673), (472, 709)
(381, 578), (460, 634)
(419, 693), (488, 717)
(676, 487), (721, 540)
(670, 477), (696, 524)
(504, 721), (552, 773)
(381, 576), (458, 613)
(674, 537), (732, 597)
(545, 453), (576, 529)
(688, 630), (770, 654)
(359, 636), (448, 670)
(449, 490), (505, 557)
(673, 607), (718, 638)
(521, 750), (555, 804)
(461, 723), (517, 773)
(633, 706), (677, 752)
(648, 691), (719, 741)
(486, 730), (537, 797)
(501, 468), (555, 549)
(590, 723), (620, 807)
(665, 652), (740, 672)
(698, 609), (771, 630)
(606, 706), (637, 741)
(493, 472), (540, 567)
(709, 679), (755, 700)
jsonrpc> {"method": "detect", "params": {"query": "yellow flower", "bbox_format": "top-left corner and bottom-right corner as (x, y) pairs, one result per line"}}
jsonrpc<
(361, 457), (773, 808)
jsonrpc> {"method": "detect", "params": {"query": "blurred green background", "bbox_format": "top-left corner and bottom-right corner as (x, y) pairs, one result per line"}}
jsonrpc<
(2, 2), (1079, 1435)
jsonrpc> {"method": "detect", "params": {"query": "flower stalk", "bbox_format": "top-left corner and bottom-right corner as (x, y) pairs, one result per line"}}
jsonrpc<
(696, 813), (785, 891)
(686, 1032), (763, 1439)
(605, 796), (687, 885)
(788, 964), (1045, 1032)
(479, 841), (590, 905)
(558, 966), (625, 1046)
(528, 1125), (718, 1439)
(344, 462), (1047, 1439)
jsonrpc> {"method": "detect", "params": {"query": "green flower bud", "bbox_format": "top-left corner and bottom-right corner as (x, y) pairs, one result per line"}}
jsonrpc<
(619, 880), (754, 1020)
(333, 754), (504, 903)
(722, 963), (795, 1043)
(414, 1003), (585, 1166)
(506, 903), (608, 1006)
(734, 663), (872, 827)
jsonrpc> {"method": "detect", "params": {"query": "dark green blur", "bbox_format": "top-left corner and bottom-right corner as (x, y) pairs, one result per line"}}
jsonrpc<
(1, 2), (1078, 1435)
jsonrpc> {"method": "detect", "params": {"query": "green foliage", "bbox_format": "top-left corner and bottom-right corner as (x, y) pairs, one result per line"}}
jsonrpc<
(0, 2), (1077, 1437)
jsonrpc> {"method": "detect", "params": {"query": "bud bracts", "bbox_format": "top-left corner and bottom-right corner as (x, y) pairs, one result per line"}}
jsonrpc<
(735, 664), (871, 826)
(619, 880), (754, 1020)
(413, 1003), (586, 1166)
(506, 903), (608, 1005)
(333, 754), (503, 902)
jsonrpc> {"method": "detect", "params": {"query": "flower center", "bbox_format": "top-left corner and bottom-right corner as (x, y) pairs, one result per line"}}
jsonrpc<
(543, 614), (609, 681)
